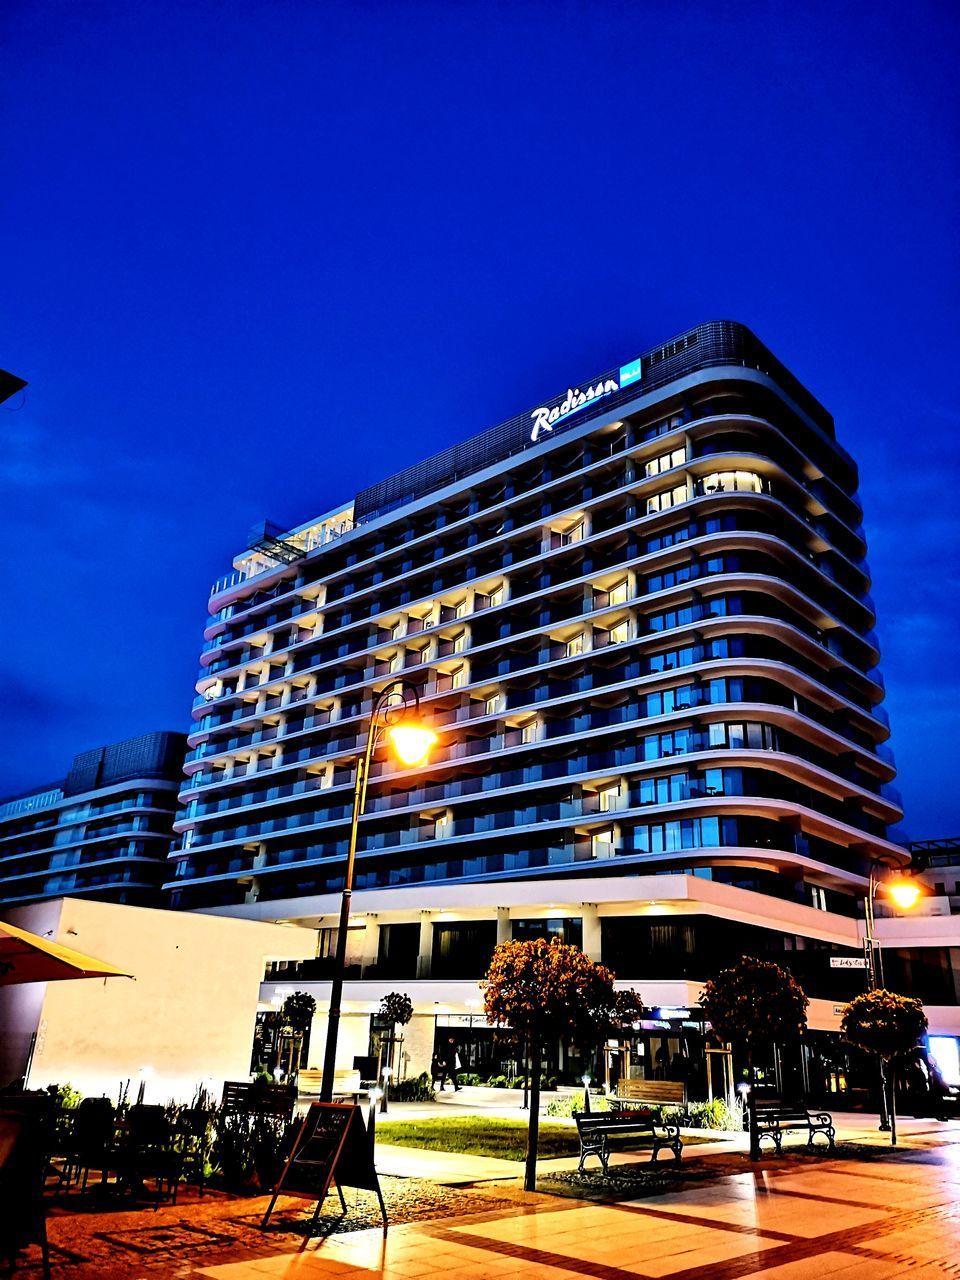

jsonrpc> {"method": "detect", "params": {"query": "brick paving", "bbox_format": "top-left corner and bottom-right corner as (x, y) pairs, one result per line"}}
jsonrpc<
(194, 1135), (960, 1279)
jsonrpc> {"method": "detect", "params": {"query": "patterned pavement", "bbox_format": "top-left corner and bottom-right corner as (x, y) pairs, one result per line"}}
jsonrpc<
(192, 1137), (960, 1280)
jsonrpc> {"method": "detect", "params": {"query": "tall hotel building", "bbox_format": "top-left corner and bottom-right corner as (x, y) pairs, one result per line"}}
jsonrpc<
(168, 321), (945, 1091)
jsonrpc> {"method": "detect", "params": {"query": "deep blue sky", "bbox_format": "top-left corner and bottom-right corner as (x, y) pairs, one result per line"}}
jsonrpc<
(1, 0), (958, 838)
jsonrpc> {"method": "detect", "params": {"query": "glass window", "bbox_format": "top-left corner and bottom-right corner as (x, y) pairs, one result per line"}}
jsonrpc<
(609, 621), (629, 645)
(608, 579), (630, 605)
(592, 827), (615, 856)
(566, 632), (585, 657)
(598, 784), (621, 812)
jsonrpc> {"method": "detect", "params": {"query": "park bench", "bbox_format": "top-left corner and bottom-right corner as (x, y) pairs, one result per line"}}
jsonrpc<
(297, 1069), (362, 1101)
(574, 1110), (682, 1173)
(613, 1078), (687, 1111)
(753, 1100), (835, 1153)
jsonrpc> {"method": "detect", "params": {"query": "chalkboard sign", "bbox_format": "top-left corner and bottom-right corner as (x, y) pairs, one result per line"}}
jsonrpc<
(260, 1103), (387, 1232)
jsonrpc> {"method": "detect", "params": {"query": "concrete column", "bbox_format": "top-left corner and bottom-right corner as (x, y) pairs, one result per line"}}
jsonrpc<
(360, 916), (380, 975)
(581, 904), (601, 962)
(496, 906), (511, 945)
(416, 911), (433, 979)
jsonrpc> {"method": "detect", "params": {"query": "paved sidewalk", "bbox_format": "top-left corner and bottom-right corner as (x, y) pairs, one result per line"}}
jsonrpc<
(194, 1120), (960, 1279)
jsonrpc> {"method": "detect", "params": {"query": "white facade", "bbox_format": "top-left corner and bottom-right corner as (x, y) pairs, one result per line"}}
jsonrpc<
(0, 897), (314, 1102)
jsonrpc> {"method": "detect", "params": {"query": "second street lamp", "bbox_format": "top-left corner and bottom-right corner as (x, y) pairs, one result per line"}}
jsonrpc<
(863, 855), (922, 1130)
(319, 680), (436, 1103)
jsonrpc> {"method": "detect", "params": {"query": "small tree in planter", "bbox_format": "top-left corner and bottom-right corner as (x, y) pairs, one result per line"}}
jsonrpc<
(841, 989), (927, 1146)
(699, 956), (809, 1159)
(279, 991), (317, 1081)
(378, 992), (414, 1101)
(483, 938), (639, 1191)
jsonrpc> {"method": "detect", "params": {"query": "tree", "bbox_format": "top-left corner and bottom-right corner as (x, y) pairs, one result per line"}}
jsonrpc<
(841, 989), (927, 1146)
(377, 992), (415, 1092)
(482, 938), (643, 1190)
(699, 956), (809, 1158)
(378, 991), (414, 1028)
(278, 991), (317, 1080)
(282, 990), (317, 1032)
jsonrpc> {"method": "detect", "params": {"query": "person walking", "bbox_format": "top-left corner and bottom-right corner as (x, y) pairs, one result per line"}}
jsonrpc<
(446, 1037), (462, 1092)
(431, 1052), (446, 1091)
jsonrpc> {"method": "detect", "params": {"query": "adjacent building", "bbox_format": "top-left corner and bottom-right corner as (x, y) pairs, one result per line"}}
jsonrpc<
(0, 731), (186, 909)
(167, 320), (956, 1100)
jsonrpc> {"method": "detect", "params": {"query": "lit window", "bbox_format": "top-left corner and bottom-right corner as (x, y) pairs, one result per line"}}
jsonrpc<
(489, 586), (504, 607)
(485, 695), (500, 716)
(646, 482), (689, 515)
(644, 445), (687, 478)
(566, 632), (585, 657)
(453, 631), (466, 653)
(599, 785), (621, 812)
(520, 720), (537, 743)
(450, 665), (466, 689)
(608, 580), (630, 605)
(592, 827), (615, 856)
(609, 621), (629, 645)
(389, 651), (403, 672)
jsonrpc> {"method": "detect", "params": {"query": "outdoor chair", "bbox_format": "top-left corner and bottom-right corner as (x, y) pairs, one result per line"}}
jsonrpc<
(0, 1110), (51, 1279)
(118, 1105), (181, 1208)
(63, 1097), (116, 1192)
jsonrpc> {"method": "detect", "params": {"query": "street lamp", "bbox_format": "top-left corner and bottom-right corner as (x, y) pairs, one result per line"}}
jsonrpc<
(864, 856), (922, 990)
(319, 680), (436, 1102)
(863, 855), (922, 1130)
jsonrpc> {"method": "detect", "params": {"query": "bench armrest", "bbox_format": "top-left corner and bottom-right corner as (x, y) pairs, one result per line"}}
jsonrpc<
(655, 1121), (681, 1140)
(811, 1113), (834, 1126)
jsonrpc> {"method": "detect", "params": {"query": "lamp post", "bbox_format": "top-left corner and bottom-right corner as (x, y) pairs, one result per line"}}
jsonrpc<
(862, 855), (922, 1130)
(319, 680), (436, 1103)
(863, 856), (922, 991)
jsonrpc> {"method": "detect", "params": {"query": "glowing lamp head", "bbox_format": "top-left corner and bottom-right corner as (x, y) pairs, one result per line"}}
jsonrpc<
(387, 720), (437, 766)
(887, 878), (921, 911)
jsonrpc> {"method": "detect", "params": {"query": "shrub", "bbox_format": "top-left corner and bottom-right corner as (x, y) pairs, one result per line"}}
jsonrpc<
(456, 1072), (482, 1087)
(53, 1082), (82, 1110)
(509, 1075), (525, 1090)
(545, 1092), (612, 1118)
(389, 1072), (435, 1102)
(486, 1075), (508, 1088)
(211, 1111), (295, 1192)
(686, 1098), (743, 1131)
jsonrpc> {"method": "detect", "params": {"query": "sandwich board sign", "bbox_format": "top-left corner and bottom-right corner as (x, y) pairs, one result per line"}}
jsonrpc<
(260, 1102), (387, 1232)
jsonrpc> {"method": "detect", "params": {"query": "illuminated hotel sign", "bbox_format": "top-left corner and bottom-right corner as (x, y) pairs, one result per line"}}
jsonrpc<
(529, 355), (644, 443)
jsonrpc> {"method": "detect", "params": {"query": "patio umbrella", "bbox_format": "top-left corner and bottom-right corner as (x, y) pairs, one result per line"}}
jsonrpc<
(0, 919), (133, 985)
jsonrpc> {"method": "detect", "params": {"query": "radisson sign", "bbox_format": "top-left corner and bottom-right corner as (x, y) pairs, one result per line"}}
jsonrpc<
(529, 354), (644, 443)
